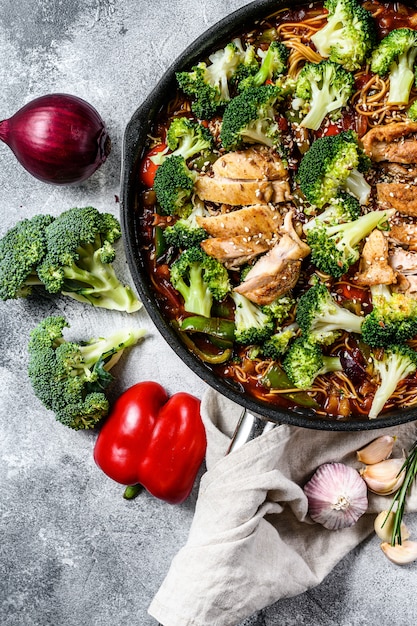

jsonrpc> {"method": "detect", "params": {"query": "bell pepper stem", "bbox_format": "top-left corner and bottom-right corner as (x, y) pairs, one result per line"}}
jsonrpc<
(123, 484), (143, 500)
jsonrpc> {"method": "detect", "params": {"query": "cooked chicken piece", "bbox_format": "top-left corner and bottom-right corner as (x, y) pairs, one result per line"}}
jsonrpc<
(195, 176), (291, 205)
(395, 274), (417, 297)
(234, 250), (302, 304)
(377, 182), (417, 216)
(379, 162), (417, 180)
(355, 229), (397, 286)
(234, 211), (311, 305)
(389, 246), (417, 274)
(196, 204), (282, 238)
(201, 234), (274, 269)
(279, 208), (310, 252)
(389, 223), (417, 251)
(212, 146), (287, 181)
(362, 122), (417, 163)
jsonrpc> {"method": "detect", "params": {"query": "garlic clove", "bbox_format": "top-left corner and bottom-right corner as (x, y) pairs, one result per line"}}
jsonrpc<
(360, 458), (405, 495)
(381, 540), (417, 565)
(374, 510), (410, 543)
(303, 462), (368, 530)
(357, 435), (395, 465)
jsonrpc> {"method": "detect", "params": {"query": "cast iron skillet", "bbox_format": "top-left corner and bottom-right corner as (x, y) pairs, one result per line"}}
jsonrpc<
(121, 0), (417, 431)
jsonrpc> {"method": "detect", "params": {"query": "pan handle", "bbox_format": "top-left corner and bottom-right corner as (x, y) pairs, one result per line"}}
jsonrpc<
(226, 409), (277, 454)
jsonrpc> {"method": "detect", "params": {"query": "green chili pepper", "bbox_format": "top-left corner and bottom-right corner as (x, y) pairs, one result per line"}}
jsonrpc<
(262, 364), (319, 409)
(180, 316), (236, 349)
(178, 323), (233, 364)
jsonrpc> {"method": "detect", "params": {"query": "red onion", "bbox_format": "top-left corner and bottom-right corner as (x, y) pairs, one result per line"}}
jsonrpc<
(0, 93), (111, 185)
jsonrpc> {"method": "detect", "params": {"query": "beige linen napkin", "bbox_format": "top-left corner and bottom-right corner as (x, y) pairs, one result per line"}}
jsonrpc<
(148, 388), (417, 626)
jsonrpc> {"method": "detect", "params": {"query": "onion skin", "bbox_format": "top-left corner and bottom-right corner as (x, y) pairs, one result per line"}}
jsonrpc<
(0, 93), (111, 185)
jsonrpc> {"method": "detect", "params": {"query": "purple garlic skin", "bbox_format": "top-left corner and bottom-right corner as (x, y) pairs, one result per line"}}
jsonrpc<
(304, 462), (368, 530)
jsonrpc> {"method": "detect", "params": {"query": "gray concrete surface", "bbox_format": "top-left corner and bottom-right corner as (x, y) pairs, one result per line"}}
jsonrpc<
(0, 1), (416, 625)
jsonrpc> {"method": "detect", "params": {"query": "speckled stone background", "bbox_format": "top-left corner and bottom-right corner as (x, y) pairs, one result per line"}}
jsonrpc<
(1, 1), (416, 625)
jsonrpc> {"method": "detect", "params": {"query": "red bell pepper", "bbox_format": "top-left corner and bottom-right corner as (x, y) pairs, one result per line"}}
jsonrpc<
(138, 143), (167, 188)
(93, 381), (206, 504)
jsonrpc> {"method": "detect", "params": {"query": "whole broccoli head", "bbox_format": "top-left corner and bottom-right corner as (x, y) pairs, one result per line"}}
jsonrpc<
(27, 315), (146, 429)
(231, 291), (274, 345)
(311, 0), (377, 71)
(295, 60), (354, 131)
(153, 155), (197, 218)
(362, 284), (417, 348)
(298, 130), (371, 208)
(282, 336), (342, 389)
(238, 41), (289, 91)
(170, 246), (231, 318)
(220, 84), (286, 152)
(306, 209), (394, 279)
(371, 28), (417, 105)
(296, 280), (364, 345)
(36, 207), (141, 313)
(0, 214), (54, 300)
(369, 344), (417, 419)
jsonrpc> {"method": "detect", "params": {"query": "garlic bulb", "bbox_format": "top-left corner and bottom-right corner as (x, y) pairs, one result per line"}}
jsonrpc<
(360, 458), (405, 495)
(357, 435), (395, 465)
(381, 540), (417, 565)
(374, 510), (410, 543)
(303, 462), (368, 530)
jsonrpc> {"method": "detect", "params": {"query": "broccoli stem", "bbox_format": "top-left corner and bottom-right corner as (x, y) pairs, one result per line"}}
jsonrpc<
(61, 254), (140, 312)
(327, 209), (390, 251)
(79, 328), (146, 370)
(345, 169), (371, 205)
(320, 356), (343, 376)
(388, 52), (417, 104)
(369, 354), (416, 419)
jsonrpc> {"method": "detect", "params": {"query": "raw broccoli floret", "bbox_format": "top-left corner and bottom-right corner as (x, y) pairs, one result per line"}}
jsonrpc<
(36, 207), (140, 313)
(231, 291), (274, 345)
(361, 284), (417, 347)
(220, 84), (285, 151)
(303, 191), (361, 232)
(153, 155), (197, 218)
(368, 344), (417, 419)
(282, 336), (342, 389)
(298, 130), (372, 208)
(176, 39), (252, 119)
(371, 28), (417, 105)
(295, 60), (354, 131)
(27, 315), (146, 430)
(311, 0), (377, 71)
(0, 214), (54, 300)
(296, 281), (364, 345)
(261, 293), (296, 325)
(238, 41), (289, 91)
(163, 201), (208, 249)
(306, 209), (394, 278)
(261, 322), (298, 360)
(170, 246), (231, 318)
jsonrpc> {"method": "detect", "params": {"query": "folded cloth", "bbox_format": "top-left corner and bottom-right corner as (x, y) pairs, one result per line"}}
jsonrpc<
(148, 389), (417, 626)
